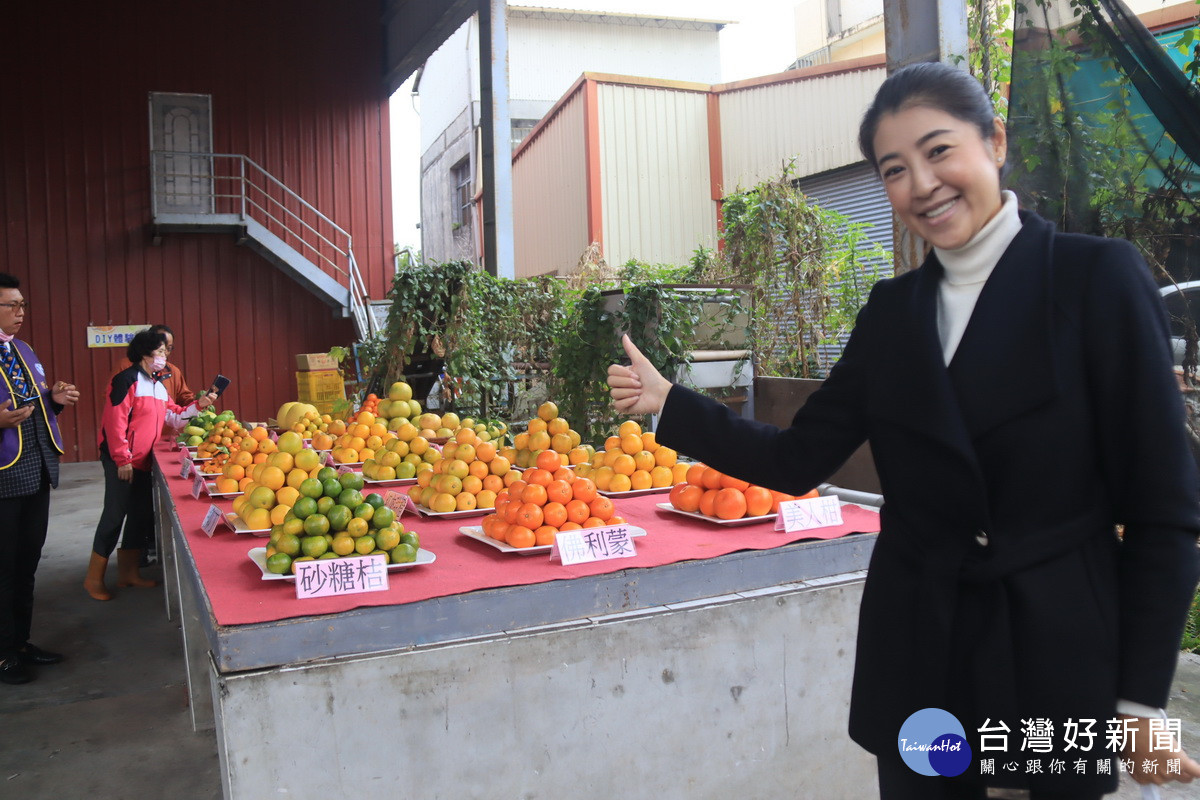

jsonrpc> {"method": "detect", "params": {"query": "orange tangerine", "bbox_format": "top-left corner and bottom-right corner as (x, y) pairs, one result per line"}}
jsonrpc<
(259, 466), (286, 492)
(629, 470), (652, 491)
(608, 473), (632, 493)
(618, 420), (642, 438)
(649, 465), (674, 488)
(593, 466), (615, 491)
(604, 436), (621, 452)
(619, 434), (642, 455)
(507, 525), (536, 549)
(654, 446), (678, 467)
(526, 418), (548, 435)
(632, 450), (656, 473)
(640, 431), (657, 451)
(610, 454), (636, 476)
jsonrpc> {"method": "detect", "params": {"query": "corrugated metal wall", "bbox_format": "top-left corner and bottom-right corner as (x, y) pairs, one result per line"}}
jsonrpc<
(598, 83), (717, 267)
(513, 89), (590, 277)
(1, 1), (393, 461)
(717, 67), (886, 193)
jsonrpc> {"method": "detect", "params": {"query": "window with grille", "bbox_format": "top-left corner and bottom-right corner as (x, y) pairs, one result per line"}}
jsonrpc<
(452, 158), (472, 231)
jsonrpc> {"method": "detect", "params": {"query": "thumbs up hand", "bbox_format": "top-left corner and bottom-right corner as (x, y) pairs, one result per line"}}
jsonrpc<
(607, 334), (672, 415)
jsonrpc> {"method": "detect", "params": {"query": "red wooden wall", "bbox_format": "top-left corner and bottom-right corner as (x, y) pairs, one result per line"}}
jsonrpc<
(0, 1), (395, 461)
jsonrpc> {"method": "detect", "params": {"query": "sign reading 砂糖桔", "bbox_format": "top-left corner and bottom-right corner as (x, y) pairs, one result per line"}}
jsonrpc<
(86, 325), (148, 348)
(294, 554), (389, 599)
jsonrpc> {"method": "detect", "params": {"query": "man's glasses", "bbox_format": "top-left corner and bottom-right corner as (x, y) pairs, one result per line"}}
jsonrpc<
(0, 302), (28, 312)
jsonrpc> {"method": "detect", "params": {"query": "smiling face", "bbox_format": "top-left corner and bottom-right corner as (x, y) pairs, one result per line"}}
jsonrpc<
(873, 105), (1007, 251)
(0, 288), (25, 337)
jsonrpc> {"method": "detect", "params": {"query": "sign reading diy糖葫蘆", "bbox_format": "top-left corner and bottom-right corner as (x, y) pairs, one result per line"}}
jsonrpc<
(86, 325), (148, 348)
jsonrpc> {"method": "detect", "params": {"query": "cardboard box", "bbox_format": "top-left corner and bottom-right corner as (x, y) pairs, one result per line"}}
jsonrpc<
(295, 352), (338, 371)
(295, 370), (345, 406)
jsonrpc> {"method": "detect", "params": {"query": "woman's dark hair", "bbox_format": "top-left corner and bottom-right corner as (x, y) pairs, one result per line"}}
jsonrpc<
(127, 329), (167, 364)
(150, 324), (174, 337)
(858, 62), (1000, 170)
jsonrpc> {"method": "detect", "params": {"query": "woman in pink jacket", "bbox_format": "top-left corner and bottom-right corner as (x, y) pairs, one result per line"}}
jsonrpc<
(85, 329), (211, 600)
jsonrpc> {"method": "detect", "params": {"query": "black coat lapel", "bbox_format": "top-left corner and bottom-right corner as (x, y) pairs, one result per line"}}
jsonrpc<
(946, 212), (1058, 440)
(869, 257), (981, 476)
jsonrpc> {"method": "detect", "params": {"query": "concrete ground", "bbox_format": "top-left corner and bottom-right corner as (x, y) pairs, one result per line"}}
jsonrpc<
(0, 461), (1196, 799)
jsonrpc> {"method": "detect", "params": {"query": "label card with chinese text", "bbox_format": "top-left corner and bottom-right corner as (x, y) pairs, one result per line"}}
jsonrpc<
(180, 456), (193, 479)
(383, 490), (410, 517)
(191, 472), (205, 500)
(294, 554), (389, 599)
(551, 524), (637, 566)
(201, 504), (224, 537)
(775, 495), (843, 534)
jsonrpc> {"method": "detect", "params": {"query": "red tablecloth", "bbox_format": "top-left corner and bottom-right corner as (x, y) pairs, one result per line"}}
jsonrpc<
(159, 443), (880, 626)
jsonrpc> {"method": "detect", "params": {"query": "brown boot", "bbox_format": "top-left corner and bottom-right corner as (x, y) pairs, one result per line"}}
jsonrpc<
(116, 549), (158, 588)
(84, 553), (112, 601)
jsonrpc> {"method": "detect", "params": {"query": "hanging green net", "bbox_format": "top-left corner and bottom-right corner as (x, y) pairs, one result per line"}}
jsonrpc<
(1006, 0), (1200, 288)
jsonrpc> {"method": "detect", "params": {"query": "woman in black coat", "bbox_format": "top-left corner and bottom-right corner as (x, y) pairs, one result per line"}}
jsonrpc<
(609, 63), (1200, 799)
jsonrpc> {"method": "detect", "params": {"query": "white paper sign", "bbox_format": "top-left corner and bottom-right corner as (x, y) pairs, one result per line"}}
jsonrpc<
(180, 456), (193, 479)
(551, 524), (637, 566)
(775, 495), (843, 533)
(382, 490), (410, 517)
(191, 473), (205, 500)
(294, 554), (389, 599)
(201, 504), (224, 537)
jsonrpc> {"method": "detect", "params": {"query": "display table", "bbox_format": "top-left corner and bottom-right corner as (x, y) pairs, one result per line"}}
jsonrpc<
(154, 442), (883, 799)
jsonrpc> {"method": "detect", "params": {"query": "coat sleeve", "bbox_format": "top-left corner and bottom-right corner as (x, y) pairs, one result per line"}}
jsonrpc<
(171, 365), (196, 406)
(1082, 238), (1200, 708)
(102, 371), (137, 467)
(655, 284), (878, 496)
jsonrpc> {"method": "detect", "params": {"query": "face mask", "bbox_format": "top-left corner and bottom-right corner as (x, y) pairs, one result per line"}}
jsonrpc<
(151, 355), (167, 372)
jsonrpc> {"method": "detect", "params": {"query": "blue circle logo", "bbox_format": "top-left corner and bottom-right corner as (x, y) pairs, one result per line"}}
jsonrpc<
(897, 708), (972, 777)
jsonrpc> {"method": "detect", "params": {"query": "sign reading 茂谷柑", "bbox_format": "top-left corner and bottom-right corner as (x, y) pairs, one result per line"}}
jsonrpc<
(86, 325), (148, 348)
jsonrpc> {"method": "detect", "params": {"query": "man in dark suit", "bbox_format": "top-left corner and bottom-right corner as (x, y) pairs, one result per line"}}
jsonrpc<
(0, 273), (80, 685)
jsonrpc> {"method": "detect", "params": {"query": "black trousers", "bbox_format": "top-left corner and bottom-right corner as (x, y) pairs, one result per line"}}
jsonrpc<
(0, 477), (51, 658)
(92, 451), (154, 556)
(877, 758), (1104, 800)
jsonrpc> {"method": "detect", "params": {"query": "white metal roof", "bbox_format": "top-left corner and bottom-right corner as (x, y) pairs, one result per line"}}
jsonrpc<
(508, 5), (732, 30)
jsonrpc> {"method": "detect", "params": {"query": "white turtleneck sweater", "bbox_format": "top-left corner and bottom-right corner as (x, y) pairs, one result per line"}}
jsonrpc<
(934, 190), (1023, 364)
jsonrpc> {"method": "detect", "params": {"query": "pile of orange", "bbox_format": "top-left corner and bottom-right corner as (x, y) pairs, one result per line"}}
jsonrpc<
(667, 463), (817, 521)
(228, 436), (329, 529)
(408, 427), (511, 513)
(200, 423), (278, 470)
(575, 419), (688, 493)
(358, 392), (381, 418)
(328, 410), (399, 464)
(505, 402), (589, 469)
(479, 450), (624, 548)
(362, 427), (439, 481)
